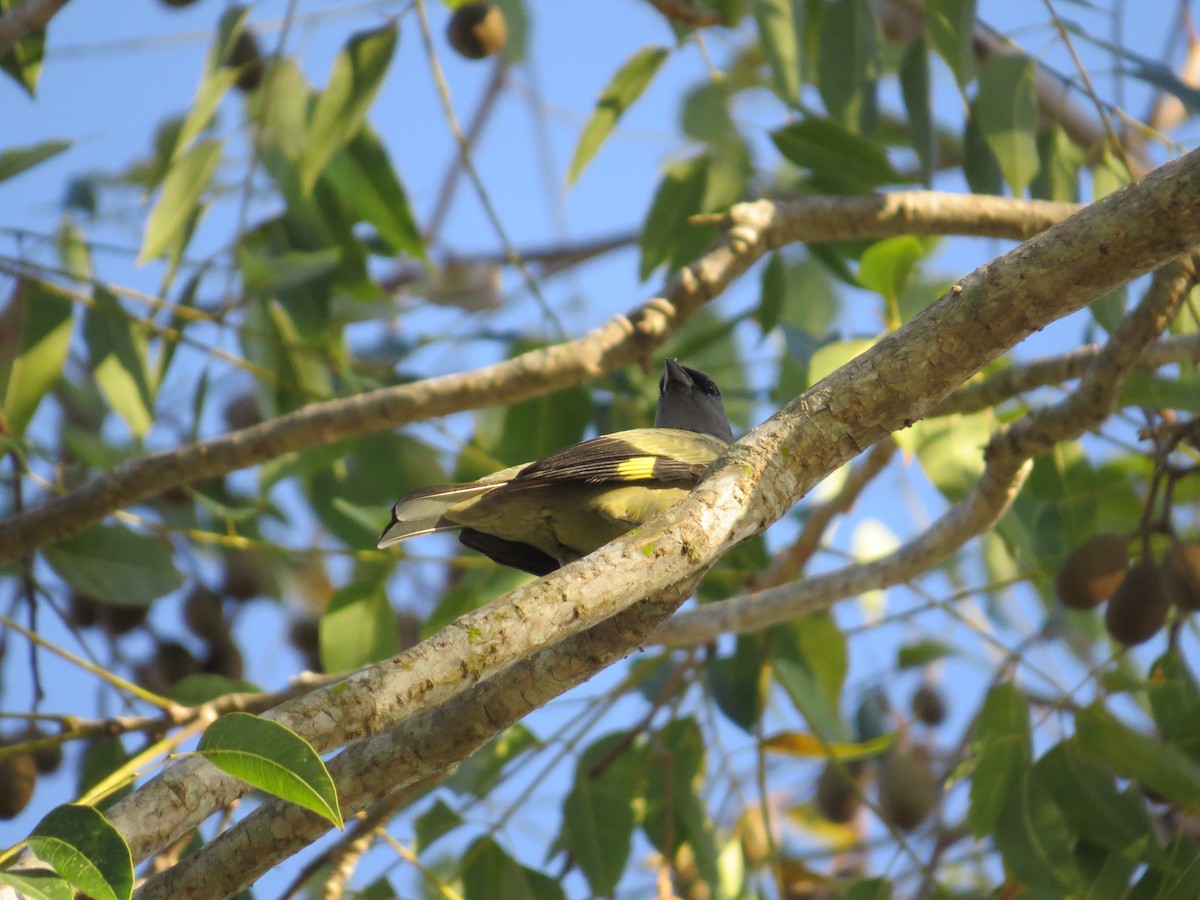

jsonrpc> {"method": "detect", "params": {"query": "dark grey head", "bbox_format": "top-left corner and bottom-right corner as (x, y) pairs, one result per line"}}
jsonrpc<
(654, 358), (735, 443)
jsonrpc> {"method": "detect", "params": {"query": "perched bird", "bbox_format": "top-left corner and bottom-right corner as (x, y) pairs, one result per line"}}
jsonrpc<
(377, 358), (734, 575)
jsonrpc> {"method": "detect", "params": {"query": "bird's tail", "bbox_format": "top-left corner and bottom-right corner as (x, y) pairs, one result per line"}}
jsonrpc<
(377, 482), (498, 548)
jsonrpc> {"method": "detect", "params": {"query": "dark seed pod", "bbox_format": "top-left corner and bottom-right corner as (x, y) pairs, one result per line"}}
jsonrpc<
(223, 30), (265, 93)
(67, 591), (100, 629)
(23, 727), (64, 775)
(1163, 542), (1200, 612)
(137, 640), (201, 693)
(877, 742), (938, 832)
(814, 760), (864, 824)
(288, 616), (322, 672)
(1104, 560), (1171, 647)
(0, 754), (37, 819)
(183, 587), (228, 644)
(910, 683), (947, 727)
(99, 602), (150, 636)
(1055, 533), (1129, 610)
(222, 391), (262, 432)
(447, 3), (507, 60)
(221, 549), (274, 602)
(159, 0), (202, 7)
(203, 636), (245, 681)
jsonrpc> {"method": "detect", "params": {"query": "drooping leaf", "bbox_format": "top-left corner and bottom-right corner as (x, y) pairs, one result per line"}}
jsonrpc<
(817, 0), (878, 130)
(753, 0), (804, 105)
(0, 139), (70, 184)
(84, 289), (156, 438)
(44, 524), (183, 608)
(899, 39), (935, 186)
(968, 682), (1030, 836)
(2, 280), (73, 435)
(319, 575), (399, 672)
(461, 836), (565, 900)
(771, 118), (902, 192)
(414, 799), (464, 852)
(27, 805), (133, 900)
(197, 712), (343, 829)
(0, 0), (45, 95)
(639, 154), (709, 279)
(0, 869), (75, 900)
(299, 21), (399, 193)
(173, 6), (249, 157)
(993, 772), (1086, 894)
(974, 54), (1039, 196)
(925, 0), (976, 89)
(139, 138), (223, 263)
(568, 46), (669, 186)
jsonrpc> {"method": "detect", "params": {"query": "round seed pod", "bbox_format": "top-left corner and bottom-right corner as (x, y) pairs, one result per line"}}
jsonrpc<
(1055, 533), (1129, 610)
(0, 754), (37, 819)
(910, 683), (947, 727)
(815, 760), (864, 824)
(223, 29), (265, 93)
(1163, 541), (1200, 612)
(22, 727), (63, 775)
(221, 549), (274, 602)
(183, 587), (228, 643)
(447, 3), (507, 60)
(1104, 560), (1171, 647)
(877, 742), (938, 832)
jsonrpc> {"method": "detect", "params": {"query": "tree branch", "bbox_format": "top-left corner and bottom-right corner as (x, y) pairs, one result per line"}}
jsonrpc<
(652, 253), (1199, 647)
(100, 149), (1200, 871)
(0, 192), (1078, 565)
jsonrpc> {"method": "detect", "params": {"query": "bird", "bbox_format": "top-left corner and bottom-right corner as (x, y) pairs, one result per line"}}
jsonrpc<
(377, 358), (734, 575)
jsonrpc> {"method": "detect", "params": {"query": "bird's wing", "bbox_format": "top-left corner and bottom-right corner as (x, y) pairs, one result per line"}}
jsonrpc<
(500, 429), (725, 491)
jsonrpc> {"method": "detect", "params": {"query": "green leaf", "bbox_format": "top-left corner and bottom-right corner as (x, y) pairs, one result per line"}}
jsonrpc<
(0, 0), (44, 95)
(993, 772), (1086, 893)
(447, 724), (540, 797)
(27, 805), (133, 900)
(1036, 741), (1158, 861)
(1031, 126), (1084, 203)
(139, 138), (223, 263)
(1119, 371), (1200, 413)
(899, 39), (935, 186)
(974, 54), (1039, 196)
(638, 154), (708, 280)
(753, 0), (804, 105)
(44, 524), (183, 608)
(2, 280), (73, 435)
(968, 682), (1030, 836)
(708, 635), (766, 732)
(925, 0), (976, 89)
(896, 639), (955, 669)
(324, 127), (426, 259)
(414, 799), (464, 851)
(0, 869), (75, 900)
(770, 615), (848, 741)
(197, 712), (343, 829)
(807, 337), (876, 385)
(563, 733), (642, 894)
(168, 674), (261, 707)
(462, 837), (565, 900)
(319, 577), (399, 672)
(1149, 651), (1200, 759)
(771, 118), (902, 192)
(300, 21), (399, 194)
(893, 409), (993, 503)
(173, 6), (248, 157)
(757, 252), (786, 335)
(844, 879), (892, 900)
(238, 245), (342, 297)
(568, 46), (669, 186)
(1076, 703), (1200, 811)
(84, 289), (156, 438)
(0, 139), (70, 185)
(963, 109), (1004, 195)
(817, 0), (877, 130)
(857, 235), (925, 306)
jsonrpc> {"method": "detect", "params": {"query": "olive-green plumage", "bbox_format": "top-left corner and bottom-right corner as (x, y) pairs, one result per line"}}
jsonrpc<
(378, 359), (733, 575)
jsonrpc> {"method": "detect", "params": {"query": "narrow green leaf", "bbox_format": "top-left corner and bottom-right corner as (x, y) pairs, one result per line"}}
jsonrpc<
(708, 635), (767, 732)
(925, 0), (976, 89)
(446, 723), (540, 797)
(168, 674), (261, 707)
(300, 21), (399, 194)
(319, 578), (399, 672)
(975, 54), (1039, 196)
(896, 640), (955, 670)
(0, 869), (75, 900)
(894, 409), (993, 503)
(564, 755), (638, 895)
(817, 0), (878, 130)
(757, 252), (786, 335)
(968, 682), (1030, 836)
(638, 154), (708, 279)
(1149, 651), (1200, 758)
(899, 39), (935, 186)
(770, 616), (848, 742)
(0, 139), (70, 184)
(414, 799), (464, 851)
(843, 879), (892, 900)
(197, 712), (343, 829)
(3, 280), (73, 434)
(44, 524), (183, 608)
(27, 805), (133, 900)
(173, 7), (249, 157)
(753, 0), (803, 105)
(1076, 703), (1200, 811)
(963, 110), (1004, 195)
(857, 235), (925, 306)
(567, 46), (669, 186)
(84, 289), (156, 438)
(139, 138), (223, 263)
(1031, 126), (1084, 203)
(771, 118), (902, 191)
(324, 127), (426, 259)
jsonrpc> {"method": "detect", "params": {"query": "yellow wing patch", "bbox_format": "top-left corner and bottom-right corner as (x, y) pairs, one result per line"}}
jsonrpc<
(615, 456), (659, 480)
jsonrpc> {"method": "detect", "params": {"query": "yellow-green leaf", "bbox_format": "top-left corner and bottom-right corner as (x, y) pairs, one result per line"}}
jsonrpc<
(27, 805), (133, 900)
(3, 280), (73, 435)
(139, 138), (223, 263)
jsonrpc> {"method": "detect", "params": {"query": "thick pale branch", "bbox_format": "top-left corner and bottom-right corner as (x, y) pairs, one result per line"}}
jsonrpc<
(104, 150), (1200, 868)
(652, 255), (1199, 647)
(0, 192), (1076, 564)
